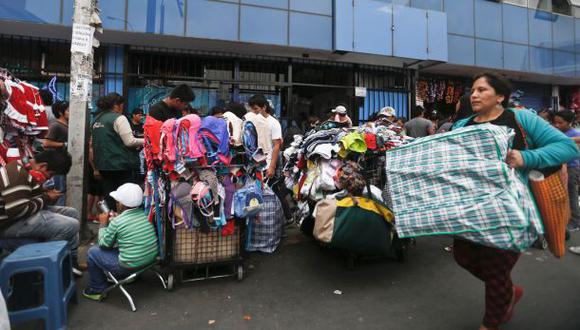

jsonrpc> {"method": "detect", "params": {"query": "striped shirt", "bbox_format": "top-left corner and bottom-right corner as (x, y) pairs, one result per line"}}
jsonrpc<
(98, 208), (158, 269)
(0, 162), (47, 230)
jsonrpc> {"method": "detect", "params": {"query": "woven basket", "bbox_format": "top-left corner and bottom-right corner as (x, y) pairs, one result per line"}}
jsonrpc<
(529, 170), (570, 258)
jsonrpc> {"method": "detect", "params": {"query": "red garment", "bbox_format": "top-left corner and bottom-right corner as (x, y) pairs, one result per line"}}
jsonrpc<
(296, 154), (306, 169)
(296, 172), (308, 200)
(221, 220), (235, 236)
(20, 82), (48, 131)
(364, 133), (377, 150)
(4, 80), (29, 126)
(29, 170), (47, 184)
(144, 116), (163, 170)
(144, 116), (163, 156)
(453, 239), (520, 328)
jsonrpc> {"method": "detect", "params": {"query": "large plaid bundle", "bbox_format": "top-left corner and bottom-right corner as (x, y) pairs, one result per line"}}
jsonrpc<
(245, 186), (283, 253)
(385, 124), (543, 252)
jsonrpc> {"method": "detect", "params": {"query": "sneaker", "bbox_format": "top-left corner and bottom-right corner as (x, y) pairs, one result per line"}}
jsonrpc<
(569, 246), (580, 255)
(567, 223), (580, 232)
(72, 267), (83, 277)
(82, 288), (105, 301)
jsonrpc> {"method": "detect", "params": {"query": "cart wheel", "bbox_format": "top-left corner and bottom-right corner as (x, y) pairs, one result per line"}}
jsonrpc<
(167, 274), (175, 290)
(392, 235), (408, 263)
(237, 265), (244, 281)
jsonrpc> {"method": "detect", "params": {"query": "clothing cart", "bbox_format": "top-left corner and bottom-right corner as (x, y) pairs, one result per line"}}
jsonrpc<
(164, 219), (245, 289)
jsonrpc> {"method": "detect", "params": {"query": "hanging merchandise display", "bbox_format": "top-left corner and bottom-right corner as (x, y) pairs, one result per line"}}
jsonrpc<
(415, 78), (464, 105)
(0, 68), (51, 166)
(144, 109), (288, 287)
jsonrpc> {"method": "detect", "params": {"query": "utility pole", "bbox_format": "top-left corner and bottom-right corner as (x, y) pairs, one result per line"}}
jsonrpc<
(68, 0), (101, 238)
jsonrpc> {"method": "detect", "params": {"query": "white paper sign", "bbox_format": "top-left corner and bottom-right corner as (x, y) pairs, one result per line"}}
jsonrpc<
(355, 86), (367, 98)
(71, 75), (92, 101)
(71, 23), (95, 54)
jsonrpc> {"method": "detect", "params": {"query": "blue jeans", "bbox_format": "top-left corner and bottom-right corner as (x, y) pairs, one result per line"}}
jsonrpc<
(2, 206), (80, 261)
(87, 246), (132, 292)
(52, 175), (67, 206)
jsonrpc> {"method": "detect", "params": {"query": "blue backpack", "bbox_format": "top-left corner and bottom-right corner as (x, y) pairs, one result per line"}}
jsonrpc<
(242, 121), (267, 168)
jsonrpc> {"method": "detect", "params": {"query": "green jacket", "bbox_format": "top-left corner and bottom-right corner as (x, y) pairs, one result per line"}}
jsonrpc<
(92, 111), (138, 171)
(98, 208), (158, 269)
(453, 109), (578, 171)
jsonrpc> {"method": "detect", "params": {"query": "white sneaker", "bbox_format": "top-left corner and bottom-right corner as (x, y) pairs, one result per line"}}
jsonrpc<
(569, 246), (580, 255)
(72, 267), (83, 277)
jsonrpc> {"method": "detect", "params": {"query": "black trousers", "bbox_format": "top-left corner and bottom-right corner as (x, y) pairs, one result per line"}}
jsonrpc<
(268, 177), (292, 221)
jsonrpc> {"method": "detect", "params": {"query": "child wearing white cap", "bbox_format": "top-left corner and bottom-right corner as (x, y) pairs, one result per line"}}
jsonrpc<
(83, 183), (158, 301)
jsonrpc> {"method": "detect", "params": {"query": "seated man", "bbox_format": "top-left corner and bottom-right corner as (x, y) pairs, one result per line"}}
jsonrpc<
(0, 150), (82, 275)
(83, 183), (158, 300)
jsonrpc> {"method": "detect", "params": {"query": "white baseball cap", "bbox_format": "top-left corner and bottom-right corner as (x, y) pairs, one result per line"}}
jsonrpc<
(109, 183), (143, 208)
(378, 106), (396, 117)
(332, 105), (348, 115)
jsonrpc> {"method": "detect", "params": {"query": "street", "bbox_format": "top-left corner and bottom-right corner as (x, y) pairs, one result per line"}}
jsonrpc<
(67, 228), (580, 330)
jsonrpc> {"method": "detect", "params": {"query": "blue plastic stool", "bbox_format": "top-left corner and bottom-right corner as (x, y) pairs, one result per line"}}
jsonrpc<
(0, 241), (76, 330)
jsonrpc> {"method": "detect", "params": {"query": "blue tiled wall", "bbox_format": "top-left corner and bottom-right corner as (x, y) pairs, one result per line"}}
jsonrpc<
(2, 0), (580, 78)
(240, 5), (287, 45)
(187, 0), (239, 40)
(448, 35), (475, 66)
(335, 1), (448, 61)
(474, 0), (501, 41)
(445, 0), (580, 77)
(289, 13), (332, 50)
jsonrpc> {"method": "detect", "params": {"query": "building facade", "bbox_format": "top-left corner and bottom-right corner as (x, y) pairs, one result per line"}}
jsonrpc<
(1, 0), (579, 125)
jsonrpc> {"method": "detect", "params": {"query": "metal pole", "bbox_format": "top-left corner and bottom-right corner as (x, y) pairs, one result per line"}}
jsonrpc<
(68, 0), (100, 238)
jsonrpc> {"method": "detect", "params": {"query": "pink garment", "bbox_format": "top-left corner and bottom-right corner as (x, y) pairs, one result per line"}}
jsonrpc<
(177, 114), (204, 159)
(159, 118), (177, 163)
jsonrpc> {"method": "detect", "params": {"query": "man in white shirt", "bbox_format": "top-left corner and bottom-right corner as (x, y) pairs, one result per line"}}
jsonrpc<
(248, 95), (282, 179)
(248, 95), (292, 224)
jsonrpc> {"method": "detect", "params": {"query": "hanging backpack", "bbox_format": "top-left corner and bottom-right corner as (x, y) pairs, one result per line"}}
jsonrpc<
(168, 181), (197, 229)
(233, 180), (263, 218)
(242, 121), (267, 168)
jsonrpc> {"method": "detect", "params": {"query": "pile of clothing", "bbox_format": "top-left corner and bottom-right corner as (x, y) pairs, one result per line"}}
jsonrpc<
(385, 124), (543, 251)
(283, 119), (411, 228)
(144, 112), (283, 256)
